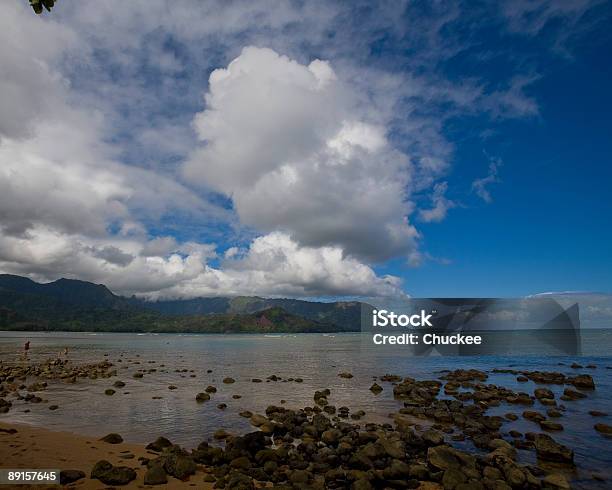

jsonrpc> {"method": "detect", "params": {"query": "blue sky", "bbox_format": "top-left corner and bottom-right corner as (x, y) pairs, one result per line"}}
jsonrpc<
(0, 1), (610, 299)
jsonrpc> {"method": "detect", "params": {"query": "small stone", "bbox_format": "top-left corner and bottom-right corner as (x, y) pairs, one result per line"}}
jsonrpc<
(594, 423), (612, 434)
(100, 433), (123, 444)
(59, 470), (85, 485)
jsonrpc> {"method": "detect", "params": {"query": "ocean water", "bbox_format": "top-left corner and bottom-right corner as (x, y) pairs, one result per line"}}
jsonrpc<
(1, 330), (611, 488)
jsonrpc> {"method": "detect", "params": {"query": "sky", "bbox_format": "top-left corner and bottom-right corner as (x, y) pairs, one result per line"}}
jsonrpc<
(0, 0), (610, 300)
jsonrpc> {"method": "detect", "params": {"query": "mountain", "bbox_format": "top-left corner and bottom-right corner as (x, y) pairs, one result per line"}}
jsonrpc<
(0, 274), (365, 333)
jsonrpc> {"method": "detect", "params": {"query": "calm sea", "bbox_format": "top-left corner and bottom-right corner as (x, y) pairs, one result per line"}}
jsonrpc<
(1, 330), (611, 488)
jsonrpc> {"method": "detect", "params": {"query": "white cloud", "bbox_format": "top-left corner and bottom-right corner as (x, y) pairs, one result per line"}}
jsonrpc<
(185, 47), (419, 262)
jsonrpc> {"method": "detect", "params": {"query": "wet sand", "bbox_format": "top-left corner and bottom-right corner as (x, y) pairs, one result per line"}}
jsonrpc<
(0, 422), (214, 489)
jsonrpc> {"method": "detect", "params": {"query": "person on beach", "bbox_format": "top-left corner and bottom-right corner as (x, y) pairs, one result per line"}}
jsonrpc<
(23, 340), (30, 359)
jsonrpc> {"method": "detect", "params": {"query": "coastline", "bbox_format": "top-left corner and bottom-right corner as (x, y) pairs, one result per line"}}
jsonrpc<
(0, 421), (214, 489)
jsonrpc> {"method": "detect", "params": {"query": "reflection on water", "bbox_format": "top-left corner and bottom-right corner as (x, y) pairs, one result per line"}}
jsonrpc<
(1, 330), (611, 487)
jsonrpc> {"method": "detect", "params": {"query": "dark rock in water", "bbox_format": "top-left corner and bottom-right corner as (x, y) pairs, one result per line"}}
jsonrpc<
(534, 434), (574, 464)
(59, 469), (85, 485)
(48, 404), (58, 410)
(239, 410), (253, 418)
(562, 388), (586, 400)
(369, 383), (383, 394)
(104, 388), (116, 396)
(589, 410), (608, 417)
(540, 420), (564, 431)
(100, 433), (123, 444)
(132, 372), (144, 378)
(571, 363), (583, 369)
(196, 392), (210, 402)
(223, 377), (235, 384)
(338, 372), (353, 379)
(547, 408), (562, 418)
(523, 410), (546, 422)
(217, 403), (227, 410)
(594, 423), (612, 434)
(146, 436), (173, 452)
(517, 376), (528, 382)
(205, 385), (217, 393)
(144, 463), (167, 485)
(90, 460), (112, 479)
(168, 385), (178, 390)
(98, 466), (137, 485)
(569, 374), (595, 389)
(113, 380), (126, 388)
(534, 388), (554, 399)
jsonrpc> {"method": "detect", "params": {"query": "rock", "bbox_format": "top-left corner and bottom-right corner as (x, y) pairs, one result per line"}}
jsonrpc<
(383, 459), (411, 479)
(250, 414), (268, 427)
(594, 423), (612, 434)
(338, 372), (354, 379)
(196, 392), (210, 402)
(90, 460), (113, 479)
(589, 410), (608, 416)
(163, 452), (197, 479)
(535, 388), (554, 399)
(98, 466), (137, 485)
(59, 470), (85, 485)
(100, 433), (123, 444)
(569, 374), (595, 389)
(547, 408), (562, 418)
(213, 429), (231, 440)
(168, 385), (178, 390)
(113, 380), (126, 388)
(230, 456), (252, 470)
(144, 463), (168, 485)
(542, 473), (571, 489)
(132, 372), (144, 378)
(517, 376), (528, 382)
(562, 388), (586, 400)
(205, 385), (217, 393)
(540, 420), (564, 431)
(427, 445), (476, 472)
(422, 429), (444, 446)
(534, 434), (574, 464)
(217, 403), (227, 410)
(104, 388), (116, 396)
(48, 404), (58, 410)
(369, 383), (383, 394)
(146, 436), (173, 452)
(442, 468), (466, 488)
(523, 410), (546, 422)
(223, 377), (235, 384)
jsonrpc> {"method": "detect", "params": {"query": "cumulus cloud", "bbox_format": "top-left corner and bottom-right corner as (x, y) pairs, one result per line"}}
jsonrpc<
(185, 47), (419, 262)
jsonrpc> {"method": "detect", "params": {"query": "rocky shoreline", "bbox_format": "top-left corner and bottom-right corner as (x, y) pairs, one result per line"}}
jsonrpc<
(1, 359), (611, 488)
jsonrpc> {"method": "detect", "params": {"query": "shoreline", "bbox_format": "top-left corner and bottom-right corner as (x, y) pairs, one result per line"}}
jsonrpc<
(0, 421), (214, 489)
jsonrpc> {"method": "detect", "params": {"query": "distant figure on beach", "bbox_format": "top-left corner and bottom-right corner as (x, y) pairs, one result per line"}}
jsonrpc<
(23, 340), (30, 359)
(64, 347), (69, 360)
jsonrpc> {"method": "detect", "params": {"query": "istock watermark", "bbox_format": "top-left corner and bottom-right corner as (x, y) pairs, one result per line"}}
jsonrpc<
(360, 297), (583, 356)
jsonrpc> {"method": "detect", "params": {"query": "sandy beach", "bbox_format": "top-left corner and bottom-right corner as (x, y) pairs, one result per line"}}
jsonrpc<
(0, 422), (214, 489)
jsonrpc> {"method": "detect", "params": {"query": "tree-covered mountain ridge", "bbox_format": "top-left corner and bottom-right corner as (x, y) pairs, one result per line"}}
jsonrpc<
(0, 274), (366, 333)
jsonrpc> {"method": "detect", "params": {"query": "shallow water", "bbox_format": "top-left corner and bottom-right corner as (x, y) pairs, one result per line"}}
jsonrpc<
(1, 330), (611, 488)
